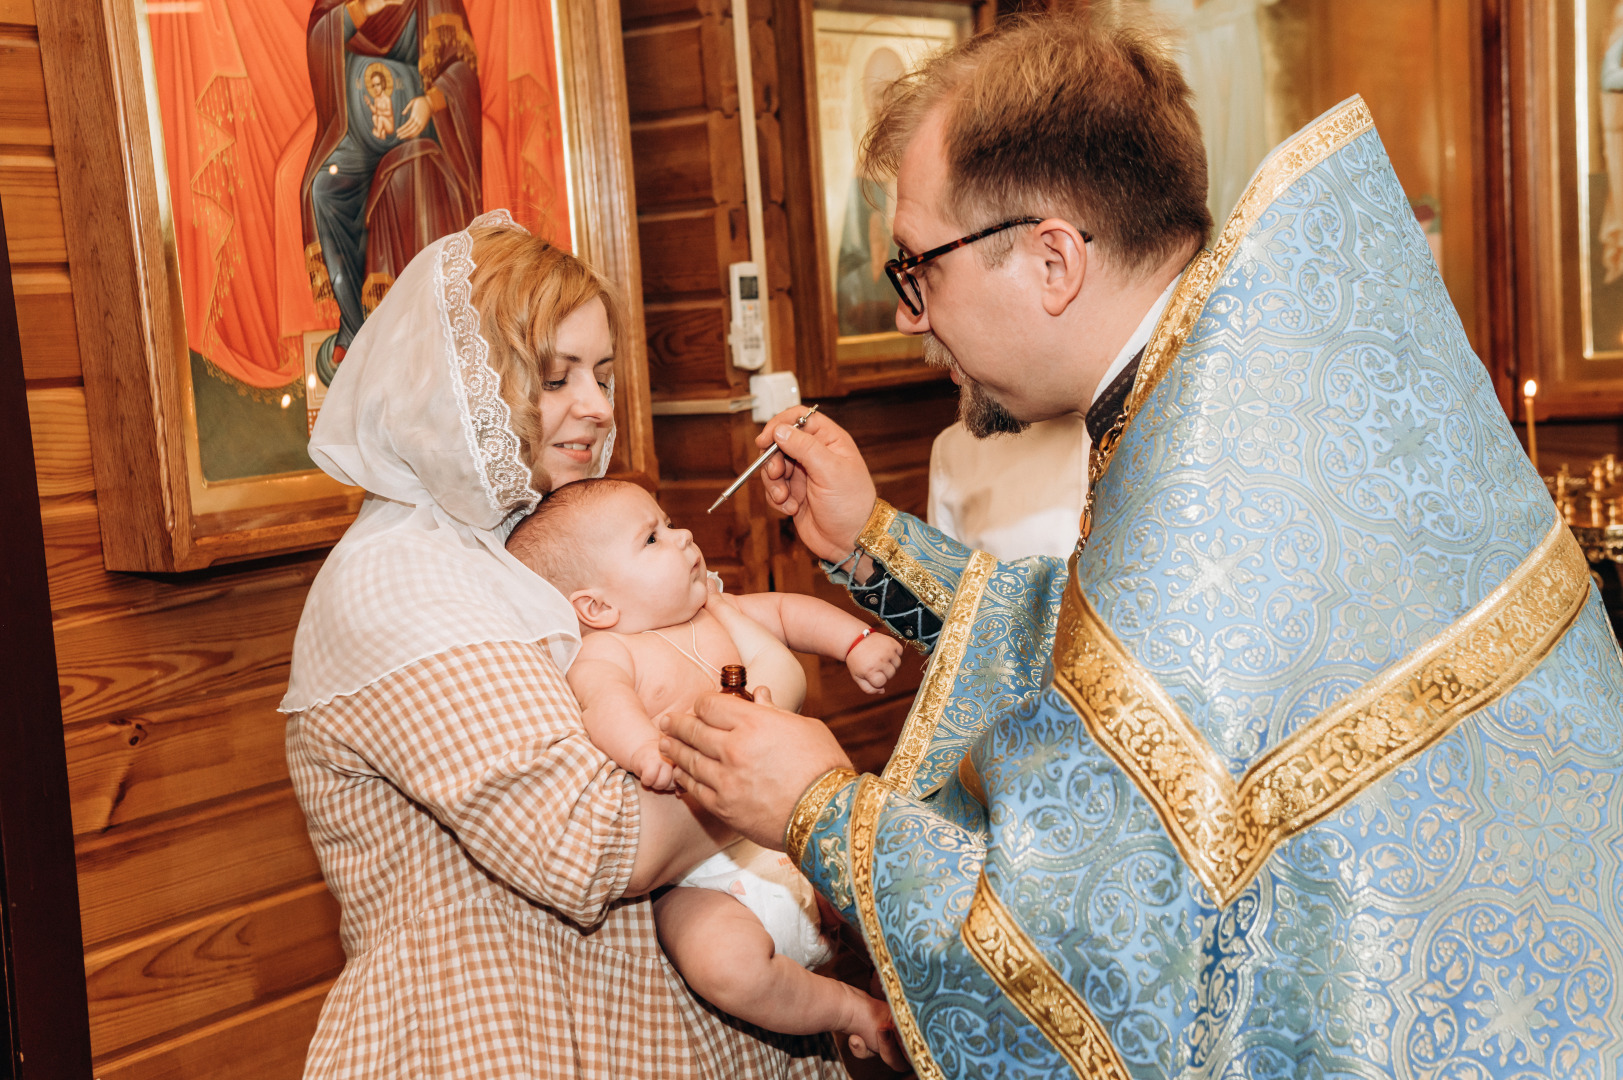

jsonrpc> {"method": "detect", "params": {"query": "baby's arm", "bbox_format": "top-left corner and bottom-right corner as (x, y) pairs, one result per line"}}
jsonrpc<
(567, 634), (675, 791)
(729, 592), (904, 694)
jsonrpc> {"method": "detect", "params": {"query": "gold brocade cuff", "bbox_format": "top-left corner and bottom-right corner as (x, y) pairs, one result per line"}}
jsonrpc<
(784, 766), (858, 867)
(424, 85), (448, 112)
(856, 498), (896, 557)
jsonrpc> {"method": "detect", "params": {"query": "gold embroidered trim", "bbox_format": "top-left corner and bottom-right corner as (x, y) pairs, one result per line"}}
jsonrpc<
(784, 767), (858, 868)
(1054, 518), (1589, 907)
(963, 875), (1132, 1080)
(884, 550), (997, 791)
(957, 751), (987, 807)
(850, 774), (943, 1080)
(1123, 96), (1375, 441)
(858, 499), (955, 617)
(305, 241), (334, 304)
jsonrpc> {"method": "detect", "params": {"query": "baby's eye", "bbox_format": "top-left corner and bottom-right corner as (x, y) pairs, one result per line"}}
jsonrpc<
(646, 532), (658, 545)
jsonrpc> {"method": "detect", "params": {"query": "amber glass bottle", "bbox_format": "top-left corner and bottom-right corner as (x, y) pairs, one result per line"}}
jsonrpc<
(719, 665), (752, 699)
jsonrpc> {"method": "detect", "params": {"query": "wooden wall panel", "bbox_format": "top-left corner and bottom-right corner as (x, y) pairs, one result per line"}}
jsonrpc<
(74, 787), (322, 949)
(0, 31), (51, 148)
(83, 883), (342, 1059)
(14, 271), (78, 380)
(65, 682), (291, 837)
(645, 301), (741, 396)
(95, 980), (333, 1080)
(54, 583), (311, 726)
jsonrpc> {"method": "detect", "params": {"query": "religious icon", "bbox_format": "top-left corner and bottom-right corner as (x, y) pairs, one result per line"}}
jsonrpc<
(813, 4), (969, 355)
(146, 0), (571, 485)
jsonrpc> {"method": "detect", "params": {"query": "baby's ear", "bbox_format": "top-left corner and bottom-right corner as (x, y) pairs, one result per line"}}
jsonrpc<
(570, 589), (620, 630)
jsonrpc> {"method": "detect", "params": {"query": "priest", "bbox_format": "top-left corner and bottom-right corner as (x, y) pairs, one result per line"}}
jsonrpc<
(659, 11), (1623, 1079)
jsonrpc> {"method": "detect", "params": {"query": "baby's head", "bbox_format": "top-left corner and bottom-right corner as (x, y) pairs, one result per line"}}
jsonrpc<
(507, 478), (709, 633)
(368, 71), (387, 96)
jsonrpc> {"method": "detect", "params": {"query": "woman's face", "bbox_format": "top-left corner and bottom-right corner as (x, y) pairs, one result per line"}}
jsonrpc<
(537, 297), (615, 488)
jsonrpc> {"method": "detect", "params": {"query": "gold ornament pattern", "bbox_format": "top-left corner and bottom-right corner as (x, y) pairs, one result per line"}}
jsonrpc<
(882, 550), (998, 791)
(1124, 96), (1376, 430)
(962, 875), (1133, 1080)
(1054, 518), (1590, 907)
(784, 767), (858, 867)
(850, 774), (943, 1080)
(1079, 97), (1376, 553)
(858, 500), (955, 617)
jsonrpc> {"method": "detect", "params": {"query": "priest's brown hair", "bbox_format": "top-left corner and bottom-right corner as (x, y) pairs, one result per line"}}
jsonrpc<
(862, 10), (1212, 275)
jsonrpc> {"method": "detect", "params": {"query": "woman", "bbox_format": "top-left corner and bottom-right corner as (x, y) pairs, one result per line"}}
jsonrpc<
(280, 211), (844, 1077)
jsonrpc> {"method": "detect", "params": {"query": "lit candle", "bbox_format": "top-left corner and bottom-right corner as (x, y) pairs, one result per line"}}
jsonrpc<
(1523, 379), (1539, 473)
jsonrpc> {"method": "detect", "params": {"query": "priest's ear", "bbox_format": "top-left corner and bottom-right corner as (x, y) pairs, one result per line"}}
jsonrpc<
(570, 589), (620, 630)
(1033, 217), (1088, 317)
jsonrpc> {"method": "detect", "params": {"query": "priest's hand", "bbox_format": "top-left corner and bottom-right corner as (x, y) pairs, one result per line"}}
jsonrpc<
(658, 687), (853, 851)
(755, 407), (876, 564)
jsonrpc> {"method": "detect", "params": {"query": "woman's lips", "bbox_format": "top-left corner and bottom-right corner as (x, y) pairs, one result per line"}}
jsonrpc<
(552, 441), (594, 464)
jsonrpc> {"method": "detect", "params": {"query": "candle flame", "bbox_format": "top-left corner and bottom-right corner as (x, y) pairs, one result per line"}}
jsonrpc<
(1523, 379), (1538, 398)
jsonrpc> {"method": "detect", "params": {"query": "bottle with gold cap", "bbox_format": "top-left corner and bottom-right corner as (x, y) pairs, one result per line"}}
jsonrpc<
(719, 665), (753, 700)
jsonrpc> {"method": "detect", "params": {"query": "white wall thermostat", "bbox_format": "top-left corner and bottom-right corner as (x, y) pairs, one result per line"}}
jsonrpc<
(728, 261), (767, 371)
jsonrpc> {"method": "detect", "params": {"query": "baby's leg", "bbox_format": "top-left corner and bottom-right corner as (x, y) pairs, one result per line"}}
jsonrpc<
(654, 887), (892, 1052)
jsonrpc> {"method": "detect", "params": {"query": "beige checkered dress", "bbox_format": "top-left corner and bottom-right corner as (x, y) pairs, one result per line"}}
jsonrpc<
(286, 639), (846, 1078)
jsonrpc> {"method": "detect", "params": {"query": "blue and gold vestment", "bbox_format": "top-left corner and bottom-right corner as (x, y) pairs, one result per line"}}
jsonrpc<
(787, 98), (1623, 1079)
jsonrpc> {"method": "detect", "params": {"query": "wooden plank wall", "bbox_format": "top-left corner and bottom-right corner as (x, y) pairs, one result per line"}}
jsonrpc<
(3, 2), (341, 1075)
(620, 0), (958, 772)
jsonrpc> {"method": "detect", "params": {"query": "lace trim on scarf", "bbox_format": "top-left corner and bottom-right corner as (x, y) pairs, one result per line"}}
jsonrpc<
(436, 209), (543, 519)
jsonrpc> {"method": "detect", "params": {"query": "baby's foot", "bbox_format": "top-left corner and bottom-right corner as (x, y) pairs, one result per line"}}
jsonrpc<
(840, 984), (905, 1071)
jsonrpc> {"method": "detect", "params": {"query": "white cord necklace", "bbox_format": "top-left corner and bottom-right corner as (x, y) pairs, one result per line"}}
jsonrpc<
(641, 619), (722, 678)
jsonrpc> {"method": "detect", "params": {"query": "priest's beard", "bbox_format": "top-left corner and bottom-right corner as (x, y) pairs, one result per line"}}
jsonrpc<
(922, 333), (1028, 438)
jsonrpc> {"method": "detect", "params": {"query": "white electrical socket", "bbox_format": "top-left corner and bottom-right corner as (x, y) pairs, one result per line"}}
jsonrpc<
(728, 262), (767, 370)
(750, 372), (800, 422)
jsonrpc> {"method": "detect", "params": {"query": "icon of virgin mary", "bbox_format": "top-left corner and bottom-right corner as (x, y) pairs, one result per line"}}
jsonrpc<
(301, 0), (484, 381)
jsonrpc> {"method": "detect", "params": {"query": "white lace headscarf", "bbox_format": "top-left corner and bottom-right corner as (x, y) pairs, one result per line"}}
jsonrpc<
(281, 211), (612, 713)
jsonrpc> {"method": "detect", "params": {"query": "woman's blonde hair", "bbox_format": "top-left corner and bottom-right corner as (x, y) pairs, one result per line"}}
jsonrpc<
(467, 226), (626, 489)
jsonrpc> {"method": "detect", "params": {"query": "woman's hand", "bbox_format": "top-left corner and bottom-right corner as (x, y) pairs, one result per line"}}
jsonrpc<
(755, 408), (877, 564)
(657, 687), (851, 850)
(360, 0), (407, 17)
(846, 632), (904, 694)
(398, 96), (434, 140)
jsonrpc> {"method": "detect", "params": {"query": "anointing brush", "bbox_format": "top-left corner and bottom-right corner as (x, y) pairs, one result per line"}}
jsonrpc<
(707, 404), (822, 513)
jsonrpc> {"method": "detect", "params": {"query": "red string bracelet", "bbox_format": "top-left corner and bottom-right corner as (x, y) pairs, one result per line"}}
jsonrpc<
(845, 627), (873, 658)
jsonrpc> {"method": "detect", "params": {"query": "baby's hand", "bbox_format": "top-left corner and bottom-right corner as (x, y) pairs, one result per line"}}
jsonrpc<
(703, 586), (741, 614)
(629, 740), (677, 791)
(846, 631), (903, 694)
(841, 985), (906, 1071)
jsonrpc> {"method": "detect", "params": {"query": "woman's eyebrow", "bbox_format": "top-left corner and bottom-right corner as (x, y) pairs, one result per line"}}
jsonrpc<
(593, 356), (614, 370)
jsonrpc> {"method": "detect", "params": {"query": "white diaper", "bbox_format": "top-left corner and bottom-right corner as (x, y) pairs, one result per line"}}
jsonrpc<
(678, 838), (835, 970)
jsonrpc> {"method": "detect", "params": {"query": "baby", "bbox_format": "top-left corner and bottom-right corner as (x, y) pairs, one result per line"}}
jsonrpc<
(364, 67), (396, 140)
(506, 478), (905, 1065)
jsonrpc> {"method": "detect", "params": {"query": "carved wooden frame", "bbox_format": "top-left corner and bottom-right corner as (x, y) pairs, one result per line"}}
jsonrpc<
(36, 0), (654, 572)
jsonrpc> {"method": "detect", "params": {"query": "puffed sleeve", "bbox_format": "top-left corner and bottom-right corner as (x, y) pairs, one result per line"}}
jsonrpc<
(290, 639), (638, 927)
